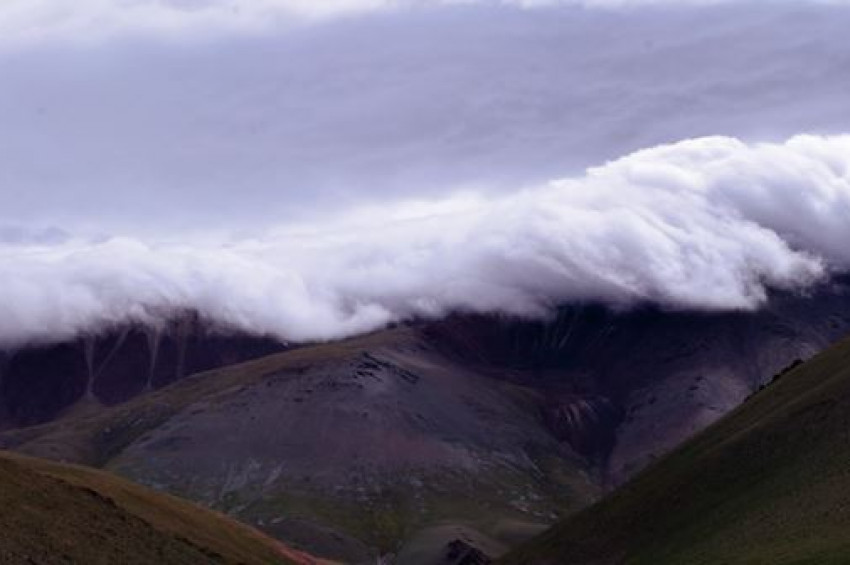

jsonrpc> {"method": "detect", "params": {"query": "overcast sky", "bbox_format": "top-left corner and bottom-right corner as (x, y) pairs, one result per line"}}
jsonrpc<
(3, 0), (850, 233)
(1, 0), (850, 345)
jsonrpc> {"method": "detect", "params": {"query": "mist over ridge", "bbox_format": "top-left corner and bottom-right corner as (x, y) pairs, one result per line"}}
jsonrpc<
(2, 133), (848, 348)
(3, 0), (850, 347)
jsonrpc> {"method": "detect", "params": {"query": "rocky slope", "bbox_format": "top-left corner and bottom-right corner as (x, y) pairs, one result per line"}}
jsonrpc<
(426, 277), (850, 483)
(1, 328), (596, 563)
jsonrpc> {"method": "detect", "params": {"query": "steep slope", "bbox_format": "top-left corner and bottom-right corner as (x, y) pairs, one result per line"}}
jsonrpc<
(0, 328), (597, 563)
(0, 450), (309, 564)
(502, 333), (850, 564)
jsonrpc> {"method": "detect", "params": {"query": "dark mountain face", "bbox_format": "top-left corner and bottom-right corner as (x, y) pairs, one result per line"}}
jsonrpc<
(425, 278), (850, 481)
(0, 317), (285, 428)
(1, 279), (849, 562)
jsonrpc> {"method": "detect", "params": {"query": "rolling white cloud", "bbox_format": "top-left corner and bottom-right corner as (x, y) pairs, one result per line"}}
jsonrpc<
(2, 0), (849, 347)
(2, 134), (847, 348)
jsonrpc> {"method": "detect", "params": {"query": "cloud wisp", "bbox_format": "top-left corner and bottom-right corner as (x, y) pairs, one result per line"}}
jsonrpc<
(2, 134), (848, 348)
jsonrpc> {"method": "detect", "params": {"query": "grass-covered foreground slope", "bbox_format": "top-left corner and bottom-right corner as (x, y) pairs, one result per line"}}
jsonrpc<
(502, 334), (850, 564)
(0, 451), (308, 564)
(0, 328), (597, 562)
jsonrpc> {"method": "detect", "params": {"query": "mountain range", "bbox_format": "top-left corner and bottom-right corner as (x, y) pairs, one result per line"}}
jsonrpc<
(1, 278), (849, 562)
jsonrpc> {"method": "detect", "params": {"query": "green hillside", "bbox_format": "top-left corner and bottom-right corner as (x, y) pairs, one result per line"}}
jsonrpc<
(0, 451), (301, 564)
(0, 328), (596, 561)
(502, 334), (850, 564)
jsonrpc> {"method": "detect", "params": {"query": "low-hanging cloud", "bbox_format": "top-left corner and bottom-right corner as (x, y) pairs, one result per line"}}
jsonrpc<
(2, 134), (848, 348)
(3, 1), (850, 348)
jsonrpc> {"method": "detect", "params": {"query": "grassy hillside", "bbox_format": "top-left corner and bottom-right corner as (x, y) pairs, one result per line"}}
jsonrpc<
(0, 328), (597, 562)
(502, 334), (850, 564)
(0, 450), (307, 564)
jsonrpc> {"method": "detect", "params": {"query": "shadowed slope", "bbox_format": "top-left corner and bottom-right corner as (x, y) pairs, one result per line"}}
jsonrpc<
(0, 451), (312, 564)
(0, 316), (286, 428)
(502, 334), (850, 564)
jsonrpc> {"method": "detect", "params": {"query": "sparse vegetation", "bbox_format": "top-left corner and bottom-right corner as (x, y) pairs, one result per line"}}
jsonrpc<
(0, 451), (294, 564)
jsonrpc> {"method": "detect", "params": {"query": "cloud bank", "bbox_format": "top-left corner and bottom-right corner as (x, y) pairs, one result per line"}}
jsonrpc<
(2, 1), (850, 348)
(2, 134), (848, 348)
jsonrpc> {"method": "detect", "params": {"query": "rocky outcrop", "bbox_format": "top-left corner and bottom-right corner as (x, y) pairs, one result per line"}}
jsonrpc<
(443, 539), (493, 565)
(540, 394), (623, 464)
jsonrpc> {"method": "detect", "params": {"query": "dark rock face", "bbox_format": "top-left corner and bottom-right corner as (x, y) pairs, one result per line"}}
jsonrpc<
(444, 539), (493, 565)
(425, 278), (850, 481)
(0, 318), (285, 428)
(0, 343), (88, 427)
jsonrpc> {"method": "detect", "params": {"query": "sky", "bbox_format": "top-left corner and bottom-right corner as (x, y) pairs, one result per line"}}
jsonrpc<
(1, 0), (850, 346)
